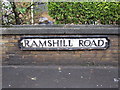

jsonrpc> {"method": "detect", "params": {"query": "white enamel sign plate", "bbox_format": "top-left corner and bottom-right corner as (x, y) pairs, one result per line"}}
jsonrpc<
(19, 36), (109, 50)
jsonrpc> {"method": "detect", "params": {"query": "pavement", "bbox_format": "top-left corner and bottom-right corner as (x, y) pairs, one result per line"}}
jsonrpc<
(1, 65), (119, 88)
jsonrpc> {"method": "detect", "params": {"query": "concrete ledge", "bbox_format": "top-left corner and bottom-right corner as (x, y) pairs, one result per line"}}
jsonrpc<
(2, 66), (118, 88)
(1, 25), (119, 35)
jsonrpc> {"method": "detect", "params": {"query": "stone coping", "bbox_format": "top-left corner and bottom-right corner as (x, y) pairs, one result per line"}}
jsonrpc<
(0, 25), (119, 35)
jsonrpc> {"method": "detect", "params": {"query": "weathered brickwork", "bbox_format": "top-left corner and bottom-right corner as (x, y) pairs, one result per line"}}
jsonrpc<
(1, 35), (119, 66)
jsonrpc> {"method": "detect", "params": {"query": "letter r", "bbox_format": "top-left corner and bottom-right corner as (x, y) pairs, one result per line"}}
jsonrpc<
(24, 40), (30, 47)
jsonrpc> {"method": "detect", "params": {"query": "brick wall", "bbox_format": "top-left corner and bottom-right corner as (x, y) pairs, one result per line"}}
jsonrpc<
(1, 34), (119, 66)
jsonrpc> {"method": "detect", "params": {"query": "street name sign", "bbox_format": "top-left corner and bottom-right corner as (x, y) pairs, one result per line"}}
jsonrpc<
(19, 36), (109, 50)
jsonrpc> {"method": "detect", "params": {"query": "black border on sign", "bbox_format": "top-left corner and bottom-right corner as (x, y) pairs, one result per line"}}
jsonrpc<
(18, 35), (110, 51)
